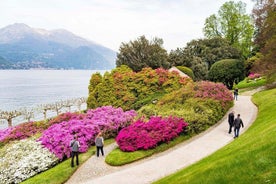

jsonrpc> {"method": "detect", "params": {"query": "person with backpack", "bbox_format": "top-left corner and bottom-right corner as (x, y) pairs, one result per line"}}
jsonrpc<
(70, 135), (80, 167)
(233, 114), (244, 138)
(95, 132), (104, 157)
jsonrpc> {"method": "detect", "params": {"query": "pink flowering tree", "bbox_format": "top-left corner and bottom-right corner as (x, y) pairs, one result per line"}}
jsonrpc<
(116, 116), (188, 152)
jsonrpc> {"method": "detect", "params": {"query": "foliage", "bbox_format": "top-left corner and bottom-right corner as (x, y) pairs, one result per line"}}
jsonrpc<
(252, 0), (276, 78)
(176, 66), (195, 80)
(233, 77), (266, 89)
(139, 81), (233, 134)
(38, 106), (137, 159)
(208, 59), (245, 89)
(0, 139), (59, 184)
(169, 37), (241, 80)
(116, 35), (170, 72)
(0, 112), (83, 146)
(154, 88), (276, 184)
(194, 81), (234, 109)
(203, 1), (254, 58)
(87, 66), (192, 110)
(116, 116), (188, 152)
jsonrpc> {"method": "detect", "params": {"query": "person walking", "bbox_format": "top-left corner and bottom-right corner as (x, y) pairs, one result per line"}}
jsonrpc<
(233, 114), (244, 138)
(228, 111), (235, 134)
(234, 88), (239, 101)
(95, 132), (104, 157)
(70, 135), (80, 167)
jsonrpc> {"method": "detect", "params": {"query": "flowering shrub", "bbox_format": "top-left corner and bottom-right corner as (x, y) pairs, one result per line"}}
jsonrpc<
(0, 127), (15, 142)
(194, 81), (233, 109)
(0, 112), (83, 145)
(39, 106), (137, 159)
(116, 116), (188, 152)
(0, 121), (44, 144)
(248, 73), (261, 80)
(0, 139), (59, 184)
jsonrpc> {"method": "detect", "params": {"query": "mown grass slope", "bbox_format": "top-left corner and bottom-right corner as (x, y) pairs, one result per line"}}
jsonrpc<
(154, 88), (276, 184)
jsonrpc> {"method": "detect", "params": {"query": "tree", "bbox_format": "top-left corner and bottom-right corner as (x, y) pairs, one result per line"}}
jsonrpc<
(252, 0), (276, 76)
(168, 37), (241, 80)
(116, 35), (170, 72)
(208, 59), (245, 89)
(203, 1), (254, 58)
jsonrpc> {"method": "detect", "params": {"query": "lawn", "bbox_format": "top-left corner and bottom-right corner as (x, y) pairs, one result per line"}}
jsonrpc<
(154, 88), (276, 184)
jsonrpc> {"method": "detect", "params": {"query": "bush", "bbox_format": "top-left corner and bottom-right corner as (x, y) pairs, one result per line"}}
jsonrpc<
(176, 66), (195, 80)
(208, 59), (245, 89)
(116, 116), (188, 152)
(38, 106), (137, 159)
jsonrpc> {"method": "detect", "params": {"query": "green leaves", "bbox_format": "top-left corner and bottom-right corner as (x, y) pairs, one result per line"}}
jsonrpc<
(116, 35), (170, 72)
(203, 1), (254, 58)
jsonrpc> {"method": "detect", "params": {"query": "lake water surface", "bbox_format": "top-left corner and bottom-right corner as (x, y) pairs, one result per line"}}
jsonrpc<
(0, 70), (106, 128)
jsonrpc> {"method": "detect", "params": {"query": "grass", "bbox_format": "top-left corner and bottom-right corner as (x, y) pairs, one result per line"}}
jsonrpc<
(153, 88), (276, 184)
(106, 134), (191, 166)
(234, 77), (266, 89)
(22, 139), (114, 184)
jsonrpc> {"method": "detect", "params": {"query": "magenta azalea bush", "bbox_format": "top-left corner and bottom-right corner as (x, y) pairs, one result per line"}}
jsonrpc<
(0, 122), (44, 143)
(194, 81), (233, 109)
(0, 127), (15, 142)
(116, 116), (188, 152)
(248, 73), (261, 80)
(38, 106), (137, 159)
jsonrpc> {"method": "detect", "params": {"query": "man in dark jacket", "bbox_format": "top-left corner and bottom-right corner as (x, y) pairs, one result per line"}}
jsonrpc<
(233, 114), (244, 138)
(228, 111), (235, 134)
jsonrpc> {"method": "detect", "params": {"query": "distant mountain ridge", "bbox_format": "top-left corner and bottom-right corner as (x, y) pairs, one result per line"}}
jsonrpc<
(0, 23), (116, 69)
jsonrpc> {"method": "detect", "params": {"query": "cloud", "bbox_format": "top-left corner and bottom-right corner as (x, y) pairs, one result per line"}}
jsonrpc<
(0, 0), (255, 51)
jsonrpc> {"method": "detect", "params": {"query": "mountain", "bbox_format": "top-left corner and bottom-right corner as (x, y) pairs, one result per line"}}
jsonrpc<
(0, 23), (116, 69)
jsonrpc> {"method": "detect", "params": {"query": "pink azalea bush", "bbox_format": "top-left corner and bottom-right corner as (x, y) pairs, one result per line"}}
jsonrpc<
(194, 81), (233, 109)
(0, 122), (44, 143)
(248, 73), (261, 80)
(38, 106), (137, 159)
(0, 127), (15, 142)
(0, 112), (83, 145)
(116, 116), (188, 152)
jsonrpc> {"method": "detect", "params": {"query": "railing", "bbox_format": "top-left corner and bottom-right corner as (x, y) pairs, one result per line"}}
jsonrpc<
(0, 97), (87, 128)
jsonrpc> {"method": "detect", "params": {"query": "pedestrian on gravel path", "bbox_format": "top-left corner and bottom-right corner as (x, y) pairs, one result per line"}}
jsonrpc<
(233, 114), (244, 138)
(228, 111), (235, 134)
(70, 135), (80, 167)
(95, 132), (104, 157)
(234, 88), (239, 101)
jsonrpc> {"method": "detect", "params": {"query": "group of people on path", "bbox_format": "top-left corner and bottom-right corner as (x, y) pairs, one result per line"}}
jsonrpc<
(228, 111), (244, 138)
(70, 132), (105, 167)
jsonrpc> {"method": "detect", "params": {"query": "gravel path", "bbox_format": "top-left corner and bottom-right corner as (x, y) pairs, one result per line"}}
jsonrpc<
(66, 94), (257, 184)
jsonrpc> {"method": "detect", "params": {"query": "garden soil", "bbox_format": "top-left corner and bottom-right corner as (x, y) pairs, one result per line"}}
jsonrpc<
(66, 94), (258, 184)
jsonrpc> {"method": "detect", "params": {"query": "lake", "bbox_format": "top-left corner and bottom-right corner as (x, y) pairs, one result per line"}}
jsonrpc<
(0, 70), (107, 129)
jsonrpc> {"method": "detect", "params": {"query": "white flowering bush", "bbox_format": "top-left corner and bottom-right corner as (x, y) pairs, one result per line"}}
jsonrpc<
(0, 139), (59, 184)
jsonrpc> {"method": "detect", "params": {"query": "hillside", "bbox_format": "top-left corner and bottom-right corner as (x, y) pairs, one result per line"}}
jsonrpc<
(0, 23), (116, 69)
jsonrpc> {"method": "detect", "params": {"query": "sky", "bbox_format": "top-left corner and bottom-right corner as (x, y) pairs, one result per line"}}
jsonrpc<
(0, 0), (255, 51)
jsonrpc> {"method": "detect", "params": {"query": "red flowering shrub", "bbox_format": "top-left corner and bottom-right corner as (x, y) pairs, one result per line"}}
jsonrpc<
(116, 116), (188, 152)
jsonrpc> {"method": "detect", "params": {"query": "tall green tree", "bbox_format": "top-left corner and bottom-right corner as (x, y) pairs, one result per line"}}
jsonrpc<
(168, 37), (241, 80)
(116, 35), (170, 72)
(252, 0), (276, 76)
(203, 1), (254, 58)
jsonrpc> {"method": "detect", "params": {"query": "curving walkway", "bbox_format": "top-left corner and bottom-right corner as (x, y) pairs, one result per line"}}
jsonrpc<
(66, 94), (257, 184)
